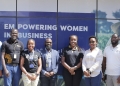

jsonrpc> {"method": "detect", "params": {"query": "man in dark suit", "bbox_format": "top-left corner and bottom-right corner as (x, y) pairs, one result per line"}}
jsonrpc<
(40, 38), (59, 86)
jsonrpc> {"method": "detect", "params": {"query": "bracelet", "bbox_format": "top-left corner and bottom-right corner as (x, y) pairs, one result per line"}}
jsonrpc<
(86, 68), (91, 74)
(35, 72), (39, 76)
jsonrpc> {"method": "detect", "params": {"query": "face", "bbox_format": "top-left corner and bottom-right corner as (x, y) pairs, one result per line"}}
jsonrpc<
(10, 29), (18, 41)
(27, 39), (35, 51)
(69, 35), (78, 47)
(45, 38), (52, 50)
(89, 38), (97, 49)
(111, 34), (119, 45)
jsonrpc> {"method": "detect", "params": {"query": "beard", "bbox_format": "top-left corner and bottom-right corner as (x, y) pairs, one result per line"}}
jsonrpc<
(46, 45), (52, 50)
(111, 41), (118, 45)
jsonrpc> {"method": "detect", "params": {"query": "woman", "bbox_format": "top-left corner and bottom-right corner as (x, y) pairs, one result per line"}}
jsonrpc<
(61, 35), (83, 86)
(82, 36), (103, 86)
(20, 39), (42, 86)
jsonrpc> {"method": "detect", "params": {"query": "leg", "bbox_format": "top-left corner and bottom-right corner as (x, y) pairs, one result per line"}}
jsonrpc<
(91, 72), (102, 86)
(73, 70), (83, 86)
(31, 73), (40, 86)
(40, 77), (50, 86)
(12, 66), (21, 86)
(3, 65), (13, 86)
(84, 77), (91, 86)
(50, 77), (57, 86)
(106, 75), (114, 86)
(22, 72), (31, 86)
(112, 75), (120, 86)
(63, 70), (73, 86)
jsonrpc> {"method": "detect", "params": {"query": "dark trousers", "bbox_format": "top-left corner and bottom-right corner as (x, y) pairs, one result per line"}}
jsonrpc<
(84, 72), (102, 86)
(40, 76), (57, 86)
(63, 69), (83, 86)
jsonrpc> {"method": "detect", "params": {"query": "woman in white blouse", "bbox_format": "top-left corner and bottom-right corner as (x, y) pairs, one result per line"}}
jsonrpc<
(82, 36), (103, 86)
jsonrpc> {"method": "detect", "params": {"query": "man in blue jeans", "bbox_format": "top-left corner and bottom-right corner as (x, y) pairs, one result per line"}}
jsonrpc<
(1, 29), (24, 86)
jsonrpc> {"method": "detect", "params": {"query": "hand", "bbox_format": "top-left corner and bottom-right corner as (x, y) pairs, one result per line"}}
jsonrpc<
(68, 67), (75, 75)
(0, 70), (2, 77)
(5, 69), (9, 77)
(26, 73), (33, 80)
(49, 72), (54, 76)
(45, 72), (51, 77)
(83, 71), (90, 77)
(31, 74), (37, 81)
(102, 75), (107, 83)
(117, 76), (120, 83)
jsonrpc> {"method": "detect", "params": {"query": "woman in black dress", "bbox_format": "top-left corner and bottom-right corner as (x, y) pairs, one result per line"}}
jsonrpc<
(61, 35), (83, 86)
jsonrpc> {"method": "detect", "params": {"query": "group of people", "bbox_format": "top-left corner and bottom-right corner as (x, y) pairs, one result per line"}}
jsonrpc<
(0, 28), (120, 86)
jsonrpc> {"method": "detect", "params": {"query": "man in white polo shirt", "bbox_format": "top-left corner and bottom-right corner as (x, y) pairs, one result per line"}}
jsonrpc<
(102, 33), (120, 86)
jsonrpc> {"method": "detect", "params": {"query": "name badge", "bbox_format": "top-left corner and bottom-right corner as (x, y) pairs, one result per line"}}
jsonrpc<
(29, 63), (34, 68)
(14, 54), (17, 59)
(46, 63), (49, 67)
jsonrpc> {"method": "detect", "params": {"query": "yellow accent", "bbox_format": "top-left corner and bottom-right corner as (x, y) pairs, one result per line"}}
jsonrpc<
(4, 54), (12, 64)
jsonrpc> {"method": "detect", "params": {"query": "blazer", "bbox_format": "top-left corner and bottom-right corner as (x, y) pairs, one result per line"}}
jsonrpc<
(40, 48), (59, 77)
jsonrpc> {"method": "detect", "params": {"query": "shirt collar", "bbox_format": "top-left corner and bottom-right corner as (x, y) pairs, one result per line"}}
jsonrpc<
(110, 44), (120, 48)
(89, 47), (98, 51)
(9, 38), (18, 43)
(69, 45), (78, 50)
(45, 48), (52, 52)
(28, 49), (34, 54)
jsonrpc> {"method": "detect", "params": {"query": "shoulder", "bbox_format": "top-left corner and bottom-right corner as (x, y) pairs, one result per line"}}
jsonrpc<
(17, 40), (23, 45)
(34, 50), (40, 55)
(52, 49), (58, 52)
(22, 49), (28, 54)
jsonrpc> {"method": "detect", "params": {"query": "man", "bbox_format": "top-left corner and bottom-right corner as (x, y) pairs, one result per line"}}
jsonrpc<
(102, 33), (120, 86)
(1, 29), (24, 86)
(106, 22), (120, 46)
(40, 38), (59, 86)
(0, 41), (2, 77)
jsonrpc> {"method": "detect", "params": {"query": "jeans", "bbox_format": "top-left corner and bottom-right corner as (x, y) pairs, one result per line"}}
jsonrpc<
(3, 64), (21, 86)
(85, 72), (102, 86)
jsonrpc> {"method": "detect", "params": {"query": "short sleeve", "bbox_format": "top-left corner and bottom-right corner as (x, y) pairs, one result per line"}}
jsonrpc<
(21, 51), (25, 58)
(79, 52), (84, 59)
(62, 48), (66, 57)
(37, 52), (41, 59)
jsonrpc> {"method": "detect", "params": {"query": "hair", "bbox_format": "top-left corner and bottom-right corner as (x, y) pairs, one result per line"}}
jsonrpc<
(111, 33), (119, 38)
(69, 35), (78, 41)
(10, 28), (18, 33)
(69, 35), (81, 51)
(89, 36), (98, 42)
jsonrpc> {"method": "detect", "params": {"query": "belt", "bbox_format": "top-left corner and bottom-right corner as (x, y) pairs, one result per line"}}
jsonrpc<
(6, 63), (18, 66)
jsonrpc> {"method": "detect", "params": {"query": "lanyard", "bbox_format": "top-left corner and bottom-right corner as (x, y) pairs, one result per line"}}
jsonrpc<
(28, 51), (34, 61)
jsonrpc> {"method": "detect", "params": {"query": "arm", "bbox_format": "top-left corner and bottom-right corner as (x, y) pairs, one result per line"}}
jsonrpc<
(61, 56), (71, 70)
(36, 57), (42, 75)
(0, 51), (2, 77)
(73, 53), (83, 70)
(52, 52), (60, 74)
(82, 52), (91, 77)
(102, 57), (106, 75)
(20, 56), (28, 75)
(89, 50), (103, 73)
(1, 52), (9, 77)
